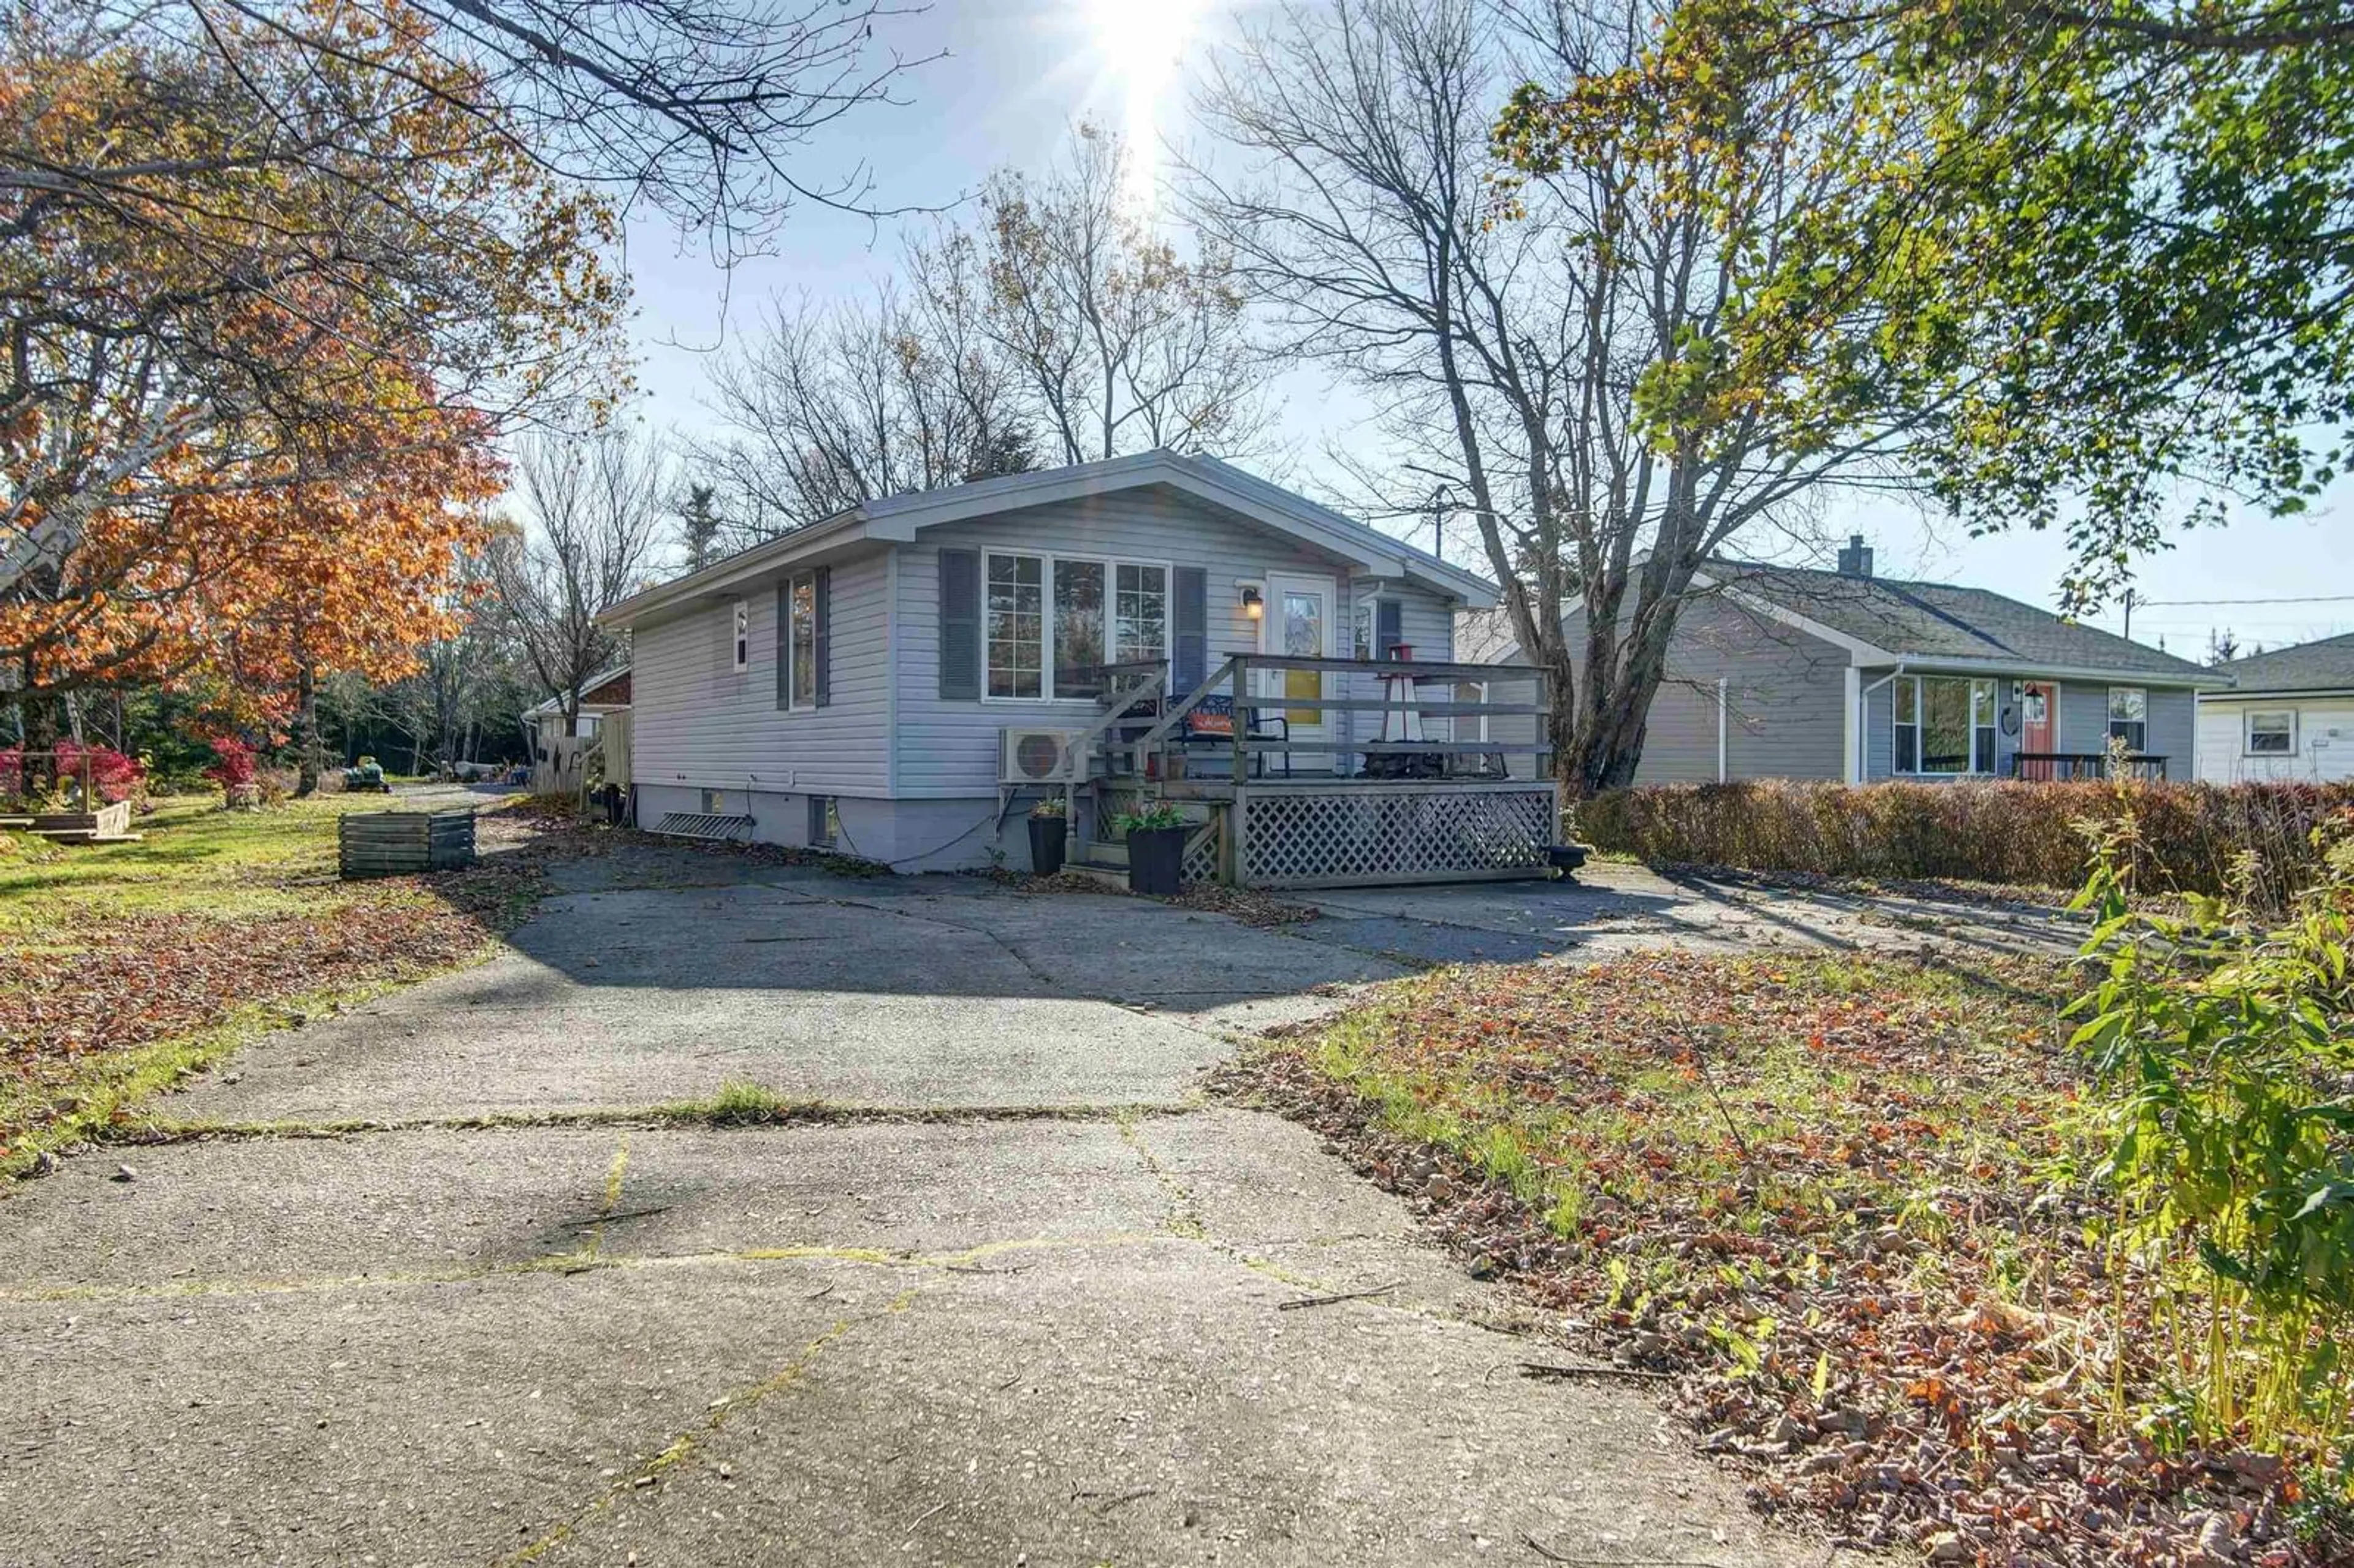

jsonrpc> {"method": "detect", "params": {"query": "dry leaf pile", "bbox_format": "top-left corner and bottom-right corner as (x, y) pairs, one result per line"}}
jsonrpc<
(1, 807), (577, 1162)
(1221, 951), (2339, 1567)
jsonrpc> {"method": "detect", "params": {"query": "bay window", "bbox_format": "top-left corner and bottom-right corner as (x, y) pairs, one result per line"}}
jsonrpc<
(986, 551), (1170, 701)
(1894, 676), (1997, 774)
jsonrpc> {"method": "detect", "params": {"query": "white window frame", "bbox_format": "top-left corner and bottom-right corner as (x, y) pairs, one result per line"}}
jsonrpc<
(2245, 708), (2297, 756)
(981, 549), (1174, 704)
(730, 599), (750, 672)
(1893, 674), (1997, 775)
(2108, 685), (2148, 752)
(783, 573), (818, 710)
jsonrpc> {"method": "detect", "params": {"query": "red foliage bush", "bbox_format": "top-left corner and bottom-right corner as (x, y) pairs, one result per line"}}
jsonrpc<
(1575, 778), (2354, 905)
(202, 736), (259, 791)
(0, 741), (147, 805)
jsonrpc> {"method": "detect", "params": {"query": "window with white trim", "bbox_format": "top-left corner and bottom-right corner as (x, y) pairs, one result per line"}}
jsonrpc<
(987, 551), (1170, 702)
(2108, 686), (2147, 752)
(785, 574), (818, 708)
(2247, 709), (2296, 755)
(986, 553), (1045, 699)
(730, 599), (750, 672)
(1894, 676), (1996, 774)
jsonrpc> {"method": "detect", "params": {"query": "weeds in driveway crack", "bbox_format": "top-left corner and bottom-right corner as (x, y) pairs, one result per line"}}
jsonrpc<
(1116, 1110), (1205, 1241)
(497, 1287), (920, 1566)
(91, 1097), (1205, 1151)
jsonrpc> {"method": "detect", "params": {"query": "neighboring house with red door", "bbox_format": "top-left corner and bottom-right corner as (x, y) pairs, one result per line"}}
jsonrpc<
(1469, 536), (2221, 784)
(2194, 632), (2354, 783)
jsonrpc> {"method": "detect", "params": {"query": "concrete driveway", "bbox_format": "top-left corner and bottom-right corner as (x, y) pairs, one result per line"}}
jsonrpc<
(0, 840), (2024, 1566)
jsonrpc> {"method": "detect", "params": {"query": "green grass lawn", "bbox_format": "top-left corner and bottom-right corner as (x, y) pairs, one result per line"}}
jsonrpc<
(0, 793), (442, 935)
(1, 791), (554, 1174)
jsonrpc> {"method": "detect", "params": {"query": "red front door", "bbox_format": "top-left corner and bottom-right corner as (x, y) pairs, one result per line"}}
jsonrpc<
(2022, 682), (2057, 753)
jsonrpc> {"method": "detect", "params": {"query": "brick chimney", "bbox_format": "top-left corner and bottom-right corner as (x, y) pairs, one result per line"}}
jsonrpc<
(1836, 533), (1874, 578)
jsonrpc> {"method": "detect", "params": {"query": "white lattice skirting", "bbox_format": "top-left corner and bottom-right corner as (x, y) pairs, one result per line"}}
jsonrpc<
(1239, 785), (1556, 888)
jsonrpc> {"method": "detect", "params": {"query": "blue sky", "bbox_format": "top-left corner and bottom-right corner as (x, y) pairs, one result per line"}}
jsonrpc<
(616, 0), (2352, 661)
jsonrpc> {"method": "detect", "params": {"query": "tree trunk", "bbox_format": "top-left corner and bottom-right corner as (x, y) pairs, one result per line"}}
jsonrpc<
(292, 664), (321, 797)
(19, 671), (60, 797)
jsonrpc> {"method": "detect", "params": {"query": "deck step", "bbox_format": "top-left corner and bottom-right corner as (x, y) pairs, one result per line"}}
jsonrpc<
(1059, 862), (1129, 890)
(1082, 840), (1128, 867)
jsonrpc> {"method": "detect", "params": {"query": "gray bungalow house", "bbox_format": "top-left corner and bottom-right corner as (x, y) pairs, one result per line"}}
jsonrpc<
(1472, 537), (2220, 785)
(601, 452), (1560, 885)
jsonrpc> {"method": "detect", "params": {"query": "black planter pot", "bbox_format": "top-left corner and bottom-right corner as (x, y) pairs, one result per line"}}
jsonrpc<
(1126, 824), (1186, 896)
(1027, 815), (1068, 876)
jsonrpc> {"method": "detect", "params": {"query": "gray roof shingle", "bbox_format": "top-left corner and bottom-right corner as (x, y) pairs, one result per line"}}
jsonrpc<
(1712, 561), (2211, 680)
(2211, 631), (2354, 694)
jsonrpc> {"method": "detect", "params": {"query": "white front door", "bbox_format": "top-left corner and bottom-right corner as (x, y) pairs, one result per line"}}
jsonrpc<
(1260, 573), (1335, 774)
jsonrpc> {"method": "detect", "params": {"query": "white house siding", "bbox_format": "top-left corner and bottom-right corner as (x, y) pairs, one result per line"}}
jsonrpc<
(629, 546), (893, 807)
(892, 487), (1403, 799)
(2195, 696), (2354, 783)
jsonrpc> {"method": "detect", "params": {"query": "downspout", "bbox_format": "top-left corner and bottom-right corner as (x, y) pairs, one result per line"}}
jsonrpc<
(1715, 678), (1728, 783)
(1855, 666), (1905, 782)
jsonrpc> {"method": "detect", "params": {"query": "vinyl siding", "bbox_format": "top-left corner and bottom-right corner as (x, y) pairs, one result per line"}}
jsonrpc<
(629, 548), (891, 796)
(1862, 674), (2197, 780)
(2195, 696), (2354, 783)
(2056, 680), (2193, 778)
(1477, 594), (1849, 783)
(893, 487), (1431, 797)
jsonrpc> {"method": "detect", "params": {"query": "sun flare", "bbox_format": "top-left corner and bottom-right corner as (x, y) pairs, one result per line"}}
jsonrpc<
(1080, 0), (1212, 200)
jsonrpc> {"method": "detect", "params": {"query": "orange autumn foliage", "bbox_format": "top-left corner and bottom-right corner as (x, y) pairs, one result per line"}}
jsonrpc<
(0, 368), (501, 723)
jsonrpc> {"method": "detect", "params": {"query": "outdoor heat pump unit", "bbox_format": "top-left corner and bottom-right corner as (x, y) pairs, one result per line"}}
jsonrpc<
(1000, 726), (1087, 785)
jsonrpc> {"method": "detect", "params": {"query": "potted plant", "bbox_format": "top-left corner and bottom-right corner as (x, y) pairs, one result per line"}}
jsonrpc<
(1115, 802), (1188, 896)
(1027, 796), (1069, 876)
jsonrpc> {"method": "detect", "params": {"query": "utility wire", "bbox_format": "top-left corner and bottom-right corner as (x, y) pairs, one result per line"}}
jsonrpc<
(2131, 593), (2354, 607)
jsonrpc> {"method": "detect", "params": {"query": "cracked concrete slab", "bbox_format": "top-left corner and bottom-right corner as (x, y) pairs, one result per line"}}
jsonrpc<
(0, 840), (1913, 1567)
(155, 876), (1415, 1125)
(0, 1109), (1799, 1567)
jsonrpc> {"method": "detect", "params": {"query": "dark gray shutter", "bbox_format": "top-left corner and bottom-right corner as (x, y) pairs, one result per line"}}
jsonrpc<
(812, 566), (831, 707)
(1376, 597), (1404, 660)
(1172, 566), (1208, 693)
(938, 549), (981, 700)
(774, 582), (791, 709)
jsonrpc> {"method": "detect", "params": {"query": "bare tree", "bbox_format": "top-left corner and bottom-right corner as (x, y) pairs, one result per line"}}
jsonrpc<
(974, 122), (1265, 466)
(1188, 0), (1917, 793)
(695, 263), (1036, 537)
(494, 427), (669, 737)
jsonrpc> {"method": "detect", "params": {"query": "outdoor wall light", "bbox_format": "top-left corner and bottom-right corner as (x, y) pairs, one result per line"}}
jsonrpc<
(1240, 585), (1264, 619)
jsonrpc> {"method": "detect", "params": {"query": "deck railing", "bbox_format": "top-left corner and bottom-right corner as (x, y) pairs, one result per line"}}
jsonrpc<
(2010, 751), (2169, 782)
(1098, 652), (1553, 784)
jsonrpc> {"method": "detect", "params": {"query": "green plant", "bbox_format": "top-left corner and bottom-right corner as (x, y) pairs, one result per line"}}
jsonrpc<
(1114, 803), (1184, 834)
(2066, 813), (2354, 1465)
(1030, 796), (1067, 819)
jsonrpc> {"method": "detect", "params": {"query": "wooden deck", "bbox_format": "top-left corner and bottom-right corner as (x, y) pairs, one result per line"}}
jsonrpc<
(1064, 654), (1563, 889)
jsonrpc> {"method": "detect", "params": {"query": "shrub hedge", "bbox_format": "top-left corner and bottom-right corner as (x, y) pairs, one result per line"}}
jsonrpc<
(1574, 778), (2354, 904)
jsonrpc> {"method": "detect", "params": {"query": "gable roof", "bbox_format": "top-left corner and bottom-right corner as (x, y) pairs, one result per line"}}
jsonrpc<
(2210, 631), (2354, 696)
(525, 664), (631, 717)
(1708, 561), (2217, 683)
(600, 451), (1497, 629)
